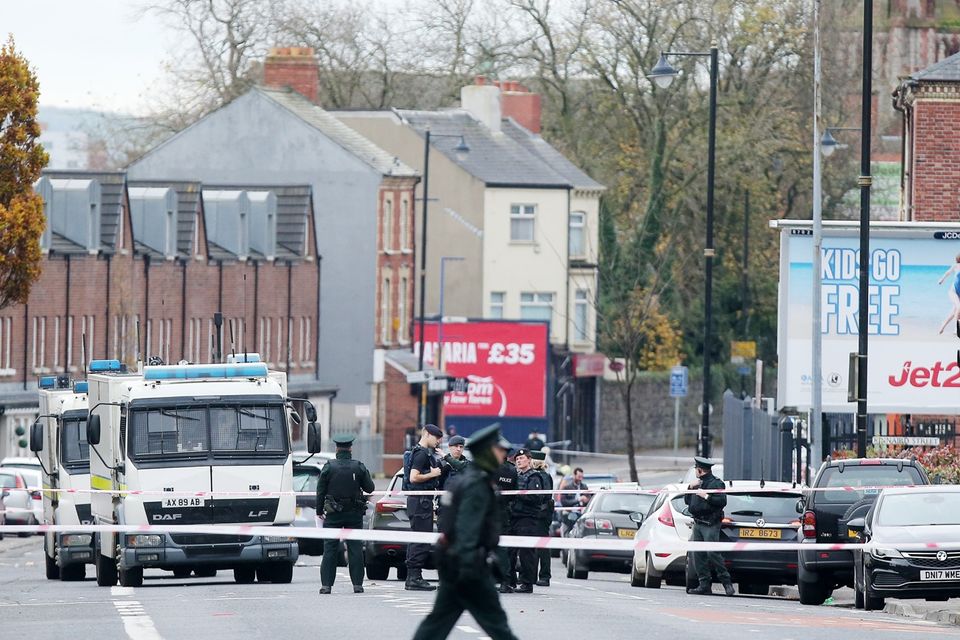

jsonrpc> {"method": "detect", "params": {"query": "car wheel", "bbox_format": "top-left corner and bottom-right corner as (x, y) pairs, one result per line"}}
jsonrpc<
(173, 567), (192, 579)
(45, 552), (60, 580)
(194, 568), (217, 578)
(643, 554), (662, 589)
(797, 561), (831, 606)
(366, 560), (390, 581)
(60, 563), (85, 582)
(267, 563), (294, 584)
(854, 582), (865, 609)
(568, 551), (587, 580)
(233, 566), (256, 584)
(685, 554), (698, 591)
(630, 561), (643, 588)
(738, 583), (768, 596)
(95, 550), (118, 587)
(560, 550), (568, 565)
(118, 566), (144, 588)
(863, 568), (884, 611)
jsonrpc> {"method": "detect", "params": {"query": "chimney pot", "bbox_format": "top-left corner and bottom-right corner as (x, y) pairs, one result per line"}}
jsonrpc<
(475, 75), (487, 86)
(264, 46), (320, 104)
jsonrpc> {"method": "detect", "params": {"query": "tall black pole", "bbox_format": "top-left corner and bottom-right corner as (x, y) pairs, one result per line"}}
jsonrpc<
(700, 46), (719, 459)
(856, 1), (873, 457)
(417, 128), (431, 427)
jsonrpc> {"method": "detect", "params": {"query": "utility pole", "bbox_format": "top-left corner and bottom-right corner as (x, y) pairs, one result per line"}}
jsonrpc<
(811, 0), (824, 461)
(855, 0), (873, 457)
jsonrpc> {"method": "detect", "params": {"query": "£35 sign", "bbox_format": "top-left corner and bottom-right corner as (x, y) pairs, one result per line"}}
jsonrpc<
(415, 320), (549, 418)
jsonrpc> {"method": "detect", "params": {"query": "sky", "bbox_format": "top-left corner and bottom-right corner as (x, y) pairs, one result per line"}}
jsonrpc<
(4, 0), (170, 115)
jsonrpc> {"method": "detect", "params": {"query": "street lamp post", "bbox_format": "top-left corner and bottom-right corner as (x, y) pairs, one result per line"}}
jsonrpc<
(648, 45), (720, 459)
(416, 128), (470, 426)
(856, 0), (874, 458)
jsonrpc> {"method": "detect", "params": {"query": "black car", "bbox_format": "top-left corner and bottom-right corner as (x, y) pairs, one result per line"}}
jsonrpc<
(798, 457), (929, 605)
(679, 481), (804, 595)
(851, 486), (960, 611)
(565, 491), (655, 579)
(364, 471), (436, 581)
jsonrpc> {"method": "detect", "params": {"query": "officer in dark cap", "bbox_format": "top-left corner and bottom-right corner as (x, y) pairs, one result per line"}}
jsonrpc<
(317, 433), (375, 594)
(440, 435), (469, 489)
(494, 440), (518, 593)
(529, 449), (554, 586)
(412, 423), (519, 640)
(405, 423), (444, 591)
(509, 447), (546, 593)
(684, 456), (734, 596)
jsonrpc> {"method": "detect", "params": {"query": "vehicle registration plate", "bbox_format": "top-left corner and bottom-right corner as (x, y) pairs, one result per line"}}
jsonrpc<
(921, 570), (960, 581)
(617, 529), (635, 539)
(739, 528), (781, 539)
(162, 497), (205, 509)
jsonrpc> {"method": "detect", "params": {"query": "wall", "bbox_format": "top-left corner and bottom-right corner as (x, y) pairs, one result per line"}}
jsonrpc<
(128, 90), (379, 406)
(909, 90), (960, 221)
(597, 375), (707, 452)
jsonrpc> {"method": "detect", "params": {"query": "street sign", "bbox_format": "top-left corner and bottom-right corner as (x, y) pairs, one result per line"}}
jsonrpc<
(872, 436), (939, 447)
(669, 366), (688, 398)
(736, 365), (751, 376)
(730, 341), (756, 364)
(405, 371), (430, 384)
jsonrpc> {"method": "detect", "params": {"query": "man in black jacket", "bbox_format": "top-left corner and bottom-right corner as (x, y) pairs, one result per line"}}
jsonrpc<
(495, 453), (518, 593)
(509, 448), (545, 593)
(684, 457), (734, 596)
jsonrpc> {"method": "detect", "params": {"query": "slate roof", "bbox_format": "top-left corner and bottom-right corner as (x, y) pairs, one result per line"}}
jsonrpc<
(128, 179), (202, 258)
(42, 170), (126, 253)
(912, 51), (960, 82)
(395, 109), (601, 190)
(257, 88), (418, 178)
(205, 184), (315, 261)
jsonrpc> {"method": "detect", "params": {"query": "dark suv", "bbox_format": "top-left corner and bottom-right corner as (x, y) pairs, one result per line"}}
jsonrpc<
(798, 458), (929, 605)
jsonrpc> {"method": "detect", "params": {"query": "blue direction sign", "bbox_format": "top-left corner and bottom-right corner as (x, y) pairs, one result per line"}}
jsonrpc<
(670, 366), (688, 398)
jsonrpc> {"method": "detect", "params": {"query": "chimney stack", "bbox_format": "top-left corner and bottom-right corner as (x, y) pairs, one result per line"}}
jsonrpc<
(263, 47), (319, 104)
(498, 79), (542, 134)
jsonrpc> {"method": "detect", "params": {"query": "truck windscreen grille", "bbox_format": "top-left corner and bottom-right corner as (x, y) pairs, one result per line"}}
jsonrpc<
(169, 534), (253, 546)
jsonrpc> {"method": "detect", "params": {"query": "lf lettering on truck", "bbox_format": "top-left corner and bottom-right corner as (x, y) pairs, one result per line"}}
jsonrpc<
(85, 356), (321, 587)
(29, 375), (95, 581)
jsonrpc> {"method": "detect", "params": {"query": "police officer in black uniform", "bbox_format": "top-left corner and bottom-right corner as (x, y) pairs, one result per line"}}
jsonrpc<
(317, 433), (375, 594)
(440, 435), (469, 489)
(494, 446), (518, 593)
(510, 448), (545, 593)
(405, 424), (444, 591)
(412, 423), (519, 640)
(530, 449), (554, 586)
(684, 456), (735, 596)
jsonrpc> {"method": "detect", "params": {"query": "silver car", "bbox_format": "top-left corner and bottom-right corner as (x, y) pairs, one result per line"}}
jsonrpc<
(0, 470), (38, 535)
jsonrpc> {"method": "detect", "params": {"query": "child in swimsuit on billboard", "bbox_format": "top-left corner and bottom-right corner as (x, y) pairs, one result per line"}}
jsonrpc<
(938, 253), (960, 334)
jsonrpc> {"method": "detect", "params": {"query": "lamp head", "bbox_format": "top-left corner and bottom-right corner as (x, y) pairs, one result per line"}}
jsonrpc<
(648, 53), (679, 89)
(820, 129), (839, 158)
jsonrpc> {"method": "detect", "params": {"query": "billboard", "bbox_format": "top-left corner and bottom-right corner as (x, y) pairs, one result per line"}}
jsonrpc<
(776, 222), (960, 413)
(414, 320), (549, 418)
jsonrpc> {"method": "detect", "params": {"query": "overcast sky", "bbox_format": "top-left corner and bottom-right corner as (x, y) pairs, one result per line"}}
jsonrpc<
(5, 0), (169, 115)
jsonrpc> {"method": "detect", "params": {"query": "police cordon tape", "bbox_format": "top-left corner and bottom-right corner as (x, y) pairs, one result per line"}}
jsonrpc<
(0, 522), (954, 553)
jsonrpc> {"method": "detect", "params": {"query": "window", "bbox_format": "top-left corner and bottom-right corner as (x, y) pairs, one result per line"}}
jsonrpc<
(193, 212), (202, 257)
(510, 204), (536, 242)
(145, 320), (153, 361)
(66, 316), (74, 369)
(400, 196), (410, 251)
(398, 277), (408, 343)
(569, 211), (586, 258)
(207, 319), (215, 362)
(32, 316), (46, 371)
(60, 413), (89, 470)
(383, 196), (394, 251)
(489, 292), (505, 319)
(287, 318), (293, 367)
(260, 318), (272, 364)
(276, 317), (283, 367)
(79, 316), (94, 366)
(53, 317), (61, 370)
(574, 290), (589, 342)
(1, 317), (11, 371)
(520, 292), (553, 321)
(381, 276), (392, 344)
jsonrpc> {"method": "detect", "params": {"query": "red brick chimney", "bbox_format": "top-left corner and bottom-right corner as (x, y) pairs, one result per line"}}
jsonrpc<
(263, 47), (319, 104)
(478, 77), (542, 133)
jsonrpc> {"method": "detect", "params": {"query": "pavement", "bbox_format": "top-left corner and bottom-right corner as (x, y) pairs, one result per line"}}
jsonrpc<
(3, 534), (960, 639)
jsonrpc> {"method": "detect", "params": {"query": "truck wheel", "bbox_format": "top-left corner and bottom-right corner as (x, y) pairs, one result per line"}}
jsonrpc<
(60, 563), (85, 582)
(45, 552), (60, 580)
(234, 566), (256, 584)
(95, 551), (118, 587)
(194, 568), (217, 578)
(119, 566), (144, 588)
(269, 563), (294, 584)
(173, 567), (192, 579)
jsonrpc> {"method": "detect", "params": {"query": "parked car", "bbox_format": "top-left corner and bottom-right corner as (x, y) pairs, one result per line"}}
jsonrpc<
(565, 489), (655, 579)
(680, 481), (804, 595)
(851, 486), (960, 610)
(0, 483), (6, 539)
(0, 470), (37, 536)
(630, 484), (693, 588)
(364, 470), (435, 581)
(291, 452), (334, 556)
(0, 457), (43, 472)
(798, 457), (930, 605)
(17, 468), (43, 529)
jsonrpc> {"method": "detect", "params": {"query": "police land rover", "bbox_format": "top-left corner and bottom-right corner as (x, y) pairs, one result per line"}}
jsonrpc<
(86, 356), (319, 587)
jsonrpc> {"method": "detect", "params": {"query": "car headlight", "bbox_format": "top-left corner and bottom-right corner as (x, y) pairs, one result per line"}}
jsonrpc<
(127, 534), (164, 548)
(263, 535), (296, 543)
(62, 534), (92, 547)
(871, 547), (903, 559)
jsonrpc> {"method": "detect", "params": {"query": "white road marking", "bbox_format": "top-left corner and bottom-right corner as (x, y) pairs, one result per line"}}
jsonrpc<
(111, 585), (162, 640)
(455, 625), (479, 634)
(112, 586), (134, 596)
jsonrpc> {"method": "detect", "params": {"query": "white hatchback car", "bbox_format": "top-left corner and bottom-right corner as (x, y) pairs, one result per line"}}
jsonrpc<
(630, 483), (695, 588)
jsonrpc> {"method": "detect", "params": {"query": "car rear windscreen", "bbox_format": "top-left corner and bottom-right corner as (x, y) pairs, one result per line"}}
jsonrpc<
(671, 492), (801, 519)
(594, 493), (655, 515)
(817, 465), (924, 503)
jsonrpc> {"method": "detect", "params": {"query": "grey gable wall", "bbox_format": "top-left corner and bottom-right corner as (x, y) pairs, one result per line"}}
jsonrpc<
(127, 90), (380, 405)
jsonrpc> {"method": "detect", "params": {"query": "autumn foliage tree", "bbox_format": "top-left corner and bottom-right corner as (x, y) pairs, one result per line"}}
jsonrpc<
(0, 36), (47, 309)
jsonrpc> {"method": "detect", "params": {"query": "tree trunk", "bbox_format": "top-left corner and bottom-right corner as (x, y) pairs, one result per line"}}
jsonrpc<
(623, 381), (639, 483)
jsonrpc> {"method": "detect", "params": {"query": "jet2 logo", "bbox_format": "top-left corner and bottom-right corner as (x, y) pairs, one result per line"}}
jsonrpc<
(888, 361), (960, 388)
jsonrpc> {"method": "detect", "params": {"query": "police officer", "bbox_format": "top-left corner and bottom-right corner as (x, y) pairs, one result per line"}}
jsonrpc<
(405, 424), (444, 591)
(494, 445), (518, 593)
(524, 429), (545, 451)
(684, 456), (735, 597)
(530, 450), (554, 586)
(412, 424), (519, 640)
(440, 435), (469, 489)
(510, 448), (545, 593)
(317, 433), (375, 595)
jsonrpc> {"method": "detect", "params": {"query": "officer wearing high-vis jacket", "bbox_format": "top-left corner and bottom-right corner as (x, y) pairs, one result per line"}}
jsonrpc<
(317, 433), (374, 595)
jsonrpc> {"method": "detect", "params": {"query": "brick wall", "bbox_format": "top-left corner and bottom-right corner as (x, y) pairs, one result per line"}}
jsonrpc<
(911, 95), (960, 221)
(263, 47), (319, 104)
(381, 361), (419, 474)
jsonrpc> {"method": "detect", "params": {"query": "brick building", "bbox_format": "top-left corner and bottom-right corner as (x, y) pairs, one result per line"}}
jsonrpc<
(0, 172), (329, 458)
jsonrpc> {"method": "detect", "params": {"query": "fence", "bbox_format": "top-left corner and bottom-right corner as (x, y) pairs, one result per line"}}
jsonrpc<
(722, 390), (810, 484)
(329, 421), (384, 476)
(821, 413), (957, 459)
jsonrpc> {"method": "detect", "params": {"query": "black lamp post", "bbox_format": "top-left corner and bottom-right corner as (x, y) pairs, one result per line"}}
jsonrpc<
(416, 128), (470, 426)
(648, 46), (719, 459)
(855, 0), (873, 458)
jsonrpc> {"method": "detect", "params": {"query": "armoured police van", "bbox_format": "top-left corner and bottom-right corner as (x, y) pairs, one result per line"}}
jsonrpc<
(29, 375), (94, 581)
(86, 357), (318, 587)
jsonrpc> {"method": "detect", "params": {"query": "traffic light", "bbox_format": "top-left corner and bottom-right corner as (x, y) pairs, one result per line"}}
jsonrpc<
(14, 425), (25, 436)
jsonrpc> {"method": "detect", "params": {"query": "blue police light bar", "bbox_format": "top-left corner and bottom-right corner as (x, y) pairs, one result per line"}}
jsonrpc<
(39, 376), (56, 389)
(89, 359), (122, 372)
(73, 381), (89, 394)
(143, 362), (269, 381)
(226, 353), (261, 364)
